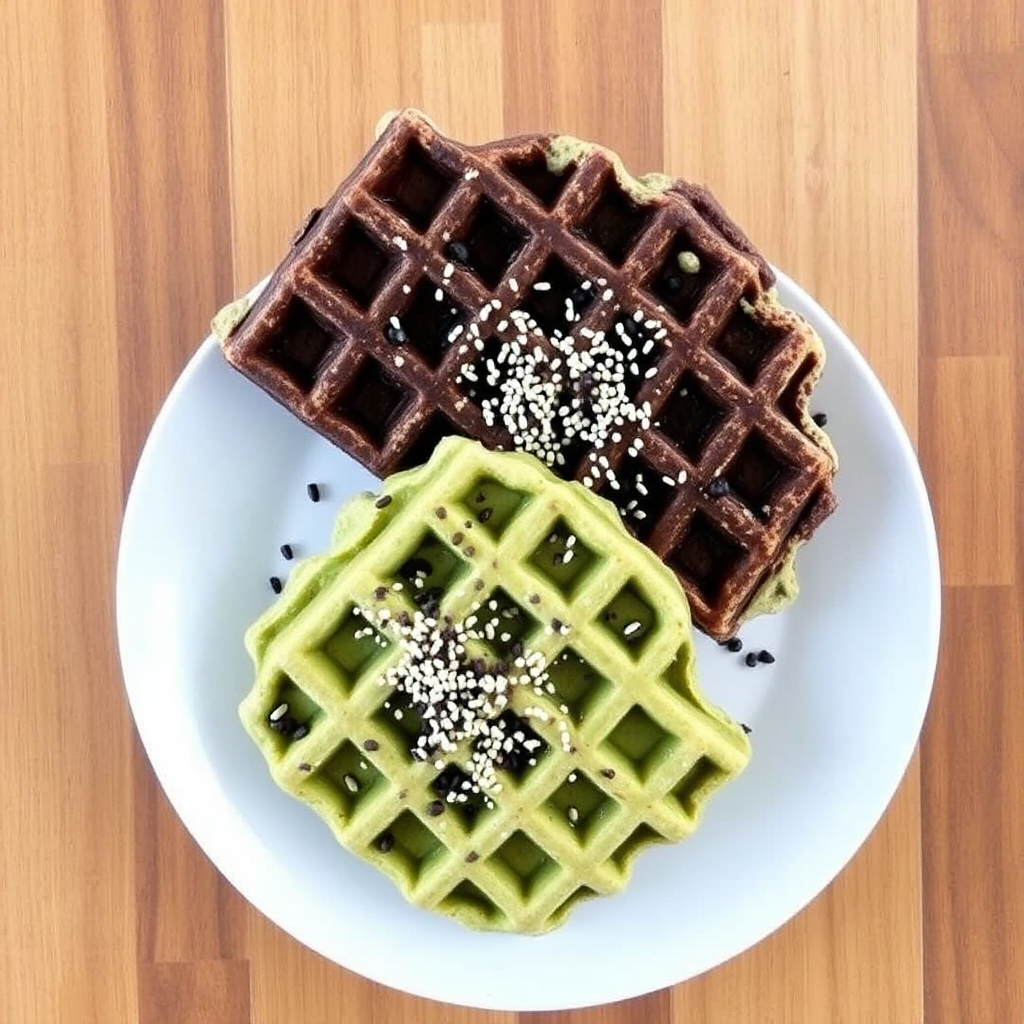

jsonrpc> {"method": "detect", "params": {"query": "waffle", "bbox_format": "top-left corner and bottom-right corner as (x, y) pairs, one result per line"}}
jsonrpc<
(240, 437), (750, 934)
(217, 109), (837, 640)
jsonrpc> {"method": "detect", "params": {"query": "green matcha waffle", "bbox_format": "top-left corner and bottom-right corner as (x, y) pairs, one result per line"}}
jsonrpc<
(240, 437), (750, 934)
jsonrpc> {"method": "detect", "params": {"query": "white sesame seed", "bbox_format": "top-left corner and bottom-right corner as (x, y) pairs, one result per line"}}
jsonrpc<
(394, 355), (405, 367)
(269, 703), (288, 722)
(532, 281), (551, 291)
(392, 235), (407, 251)
(624, 620), (642, 637)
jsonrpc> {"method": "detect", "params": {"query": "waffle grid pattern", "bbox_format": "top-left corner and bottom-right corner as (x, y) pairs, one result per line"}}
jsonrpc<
(241, 439), (750, 933)
(221, 110), (837, 638)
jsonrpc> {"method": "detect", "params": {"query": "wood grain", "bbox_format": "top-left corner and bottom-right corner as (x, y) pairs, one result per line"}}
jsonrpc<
(1, 0), (1021, 1020)
(919, 0), (1024, 1020)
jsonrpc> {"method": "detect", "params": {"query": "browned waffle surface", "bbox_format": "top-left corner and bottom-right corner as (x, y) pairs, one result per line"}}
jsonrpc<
(218, 109), (838, 639)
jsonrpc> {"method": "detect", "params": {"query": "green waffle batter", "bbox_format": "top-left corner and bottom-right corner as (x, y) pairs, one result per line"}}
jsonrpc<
(240, 437), (750, 934)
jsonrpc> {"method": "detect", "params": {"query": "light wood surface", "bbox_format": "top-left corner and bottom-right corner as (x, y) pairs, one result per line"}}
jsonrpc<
(1, 0), (1020, 1020)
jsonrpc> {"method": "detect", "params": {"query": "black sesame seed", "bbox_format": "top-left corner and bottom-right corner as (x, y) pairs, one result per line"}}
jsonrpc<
(812, 412), (828, 427)
(435, 506), (447, 519)
(757, 649), (776, 664)
(726, 637), (743, 653)
(427, 800), (445, 817)
(377, 831), (395, 853)
(707, 477), (730, 498)
(475, 491), (486, 503)
(478, 507), (493, 523)
(363, 739), (379, 752)
(280, 543), (294, 560)
(269, 576), (283, 594)
(662, 275), (683, 294)
(375, 495), (393, 509)
(551, 618), (563, 632)
(307, 483), (321, 502)
(744, 652), (758, 667)
(474, 579), (485, 591)
(465, 851), (479, 863)
(298, 762), (313, 772)
(621, 316), (641, 339)
(452, 532), (464, 545)
(464, 545), (475, 557)
(529, 594), (541, 605)
(413, 586), (444, 615)
(741, 723), (752, 734)
(291, 723), (310, 740)
(600, 768), (616, 779)
(570, 285), (590, 307)
(272, 715), (298, 735)
(373, 586), (387, 601)
(385, 324), (408, 345)
(445, 240), (470, 264)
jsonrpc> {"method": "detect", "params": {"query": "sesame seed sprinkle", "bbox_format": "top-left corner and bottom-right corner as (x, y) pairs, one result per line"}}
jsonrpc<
(355, 605), (568, 796)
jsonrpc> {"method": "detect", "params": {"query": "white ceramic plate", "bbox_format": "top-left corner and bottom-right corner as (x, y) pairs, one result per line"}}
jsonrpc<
(116, 270), (940, 1011)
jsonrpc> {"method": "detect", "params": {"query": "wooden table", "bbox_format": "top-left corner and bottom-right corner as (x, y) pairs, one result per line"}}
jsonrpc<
(3, 1), (1021, 1020)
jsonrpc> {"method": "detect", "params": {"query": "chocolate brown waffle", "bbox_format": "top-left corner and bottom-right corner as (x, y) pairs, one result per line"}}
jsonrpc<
(217, 109), (838, 640)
